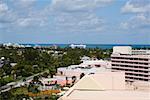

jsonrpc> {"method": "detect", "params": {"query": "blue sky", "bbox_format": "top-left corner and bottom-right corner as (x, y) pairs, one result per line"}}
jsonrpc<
(0, 0), (150, 44)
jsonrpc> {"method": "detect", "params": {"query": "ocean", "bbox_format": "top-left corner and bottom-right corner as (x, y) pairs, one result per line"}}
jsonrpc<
(21, 44), (150, 49)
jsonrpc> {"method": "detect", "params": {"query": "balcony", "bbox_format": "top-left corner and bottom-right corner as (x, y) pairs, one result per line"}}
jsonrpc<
(125, 75), (149, 80)
(111, 58), (150, 64)
(111, 62), (150, 68)
(111, 65), (149, 72)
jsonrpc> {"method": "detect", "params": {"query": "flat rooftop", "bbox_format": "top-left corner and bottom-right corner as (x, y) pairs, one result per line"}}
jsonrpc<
(67, 89), (150, 100)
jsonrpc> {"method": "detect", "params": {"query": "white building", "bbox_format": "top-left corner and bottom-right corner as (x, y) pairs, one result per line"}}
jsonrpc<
(3, 43), (25, 48)
(80, 56), (99, 62)
(80, 56), (91, 62)
(59, 72), (150, 100)
(58, 72), (149, 100)
(80, 59), (111, 68)
(111, 46), (150, 82)
(57, 60), (111, 78)
(69, 44), (86, 49)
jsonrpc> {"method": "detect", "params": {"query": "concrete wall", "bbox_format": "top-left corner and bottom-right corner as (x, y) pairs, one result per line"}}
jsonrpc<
(113, 46), (132, 54)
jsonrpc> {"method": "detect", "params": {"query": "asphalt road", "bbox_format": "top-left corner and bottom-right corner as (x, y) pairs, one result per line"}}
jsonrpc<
(0, 70), (49, 93)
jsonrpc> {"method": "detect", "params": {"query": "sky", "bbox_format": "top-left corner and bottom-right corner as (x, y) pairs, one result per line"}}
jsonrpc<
(0, 0), (150, 44)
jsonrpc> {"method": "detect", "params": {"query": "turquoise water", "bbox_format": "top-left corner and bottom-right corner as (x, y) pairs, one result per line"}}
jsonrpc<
(21, 44), (150, 49)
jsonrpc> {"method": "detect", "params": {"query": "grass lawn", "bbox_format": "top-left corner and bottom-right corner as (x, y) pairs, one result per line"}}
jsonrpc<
(11, 87), (28, 95)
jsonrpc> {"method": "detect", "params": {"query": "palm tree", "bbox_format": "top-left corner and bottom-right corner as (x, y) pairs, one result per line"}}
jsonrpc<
(49, 67), (56, 78)
(72, 76), (76, 84)
(71, 76), (77, 86)
(80, 73), (85, 79)
(65, 77), (69, 86)
(33, 76), (39, 83)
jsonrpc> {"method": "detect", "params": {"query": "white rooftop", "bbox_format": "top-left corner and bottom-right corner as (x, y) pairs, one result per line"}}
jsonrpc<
(113, 46), (150, 55)
(65, 90), (149, 100)
(59, 72), (150, 100)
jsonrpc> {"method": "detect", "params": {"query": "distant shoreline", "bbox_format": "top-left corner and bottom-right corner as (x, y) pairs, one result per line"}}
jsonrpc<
(20, 44), (150, 49)
(1, 43), (150, 49)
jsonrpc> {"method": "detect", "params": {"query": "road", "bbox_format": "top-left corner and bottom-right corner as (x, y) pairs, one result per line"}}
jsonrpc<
(0, 70), (49, 93)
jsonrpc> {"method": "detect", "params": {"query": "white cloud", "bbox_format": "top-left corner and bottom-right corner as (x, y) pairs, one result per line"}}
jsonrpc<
(51, 0), (114, 12)
(0, 2), (8, 13)
(50, 12), (104, 33)
(16, 16), (47, 27)
(44, 0), (113, 33)
(122, 14), (150, 29)
(0, 0), (47, 28)
(0, 2), (18, 30)
(121, 0), (150, 32)
(11, 0), (36, 8)
(121, 0), (150, 13)
(0, 0), (114, 33)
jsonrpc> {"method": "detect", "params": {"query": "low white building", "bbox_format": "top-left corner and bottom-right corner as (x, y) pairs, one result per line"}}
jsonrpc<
(58, 66), (111, 78)
(57, 60), (111, 78)
(80, 59), (111, 68)
(69, 44), (86, 49)
(80, 56), (91, 62)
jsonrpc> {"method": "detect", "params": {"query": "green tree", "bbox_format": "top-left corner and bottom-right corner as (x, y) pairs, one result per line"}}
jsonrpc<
(2, 63), (12, 75)
(0, 68), (4, 78)
(49, 67), (56, 78)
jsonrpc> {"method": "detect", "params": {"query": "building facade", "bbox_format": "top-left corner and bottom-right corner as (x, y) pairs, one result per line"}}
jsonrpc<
(111, 46), (150, 82)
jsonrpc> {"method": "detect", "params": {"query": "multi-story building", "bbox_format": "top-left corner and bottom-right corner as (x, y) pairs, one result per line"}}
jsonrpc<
(111, 46), (150, 82)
